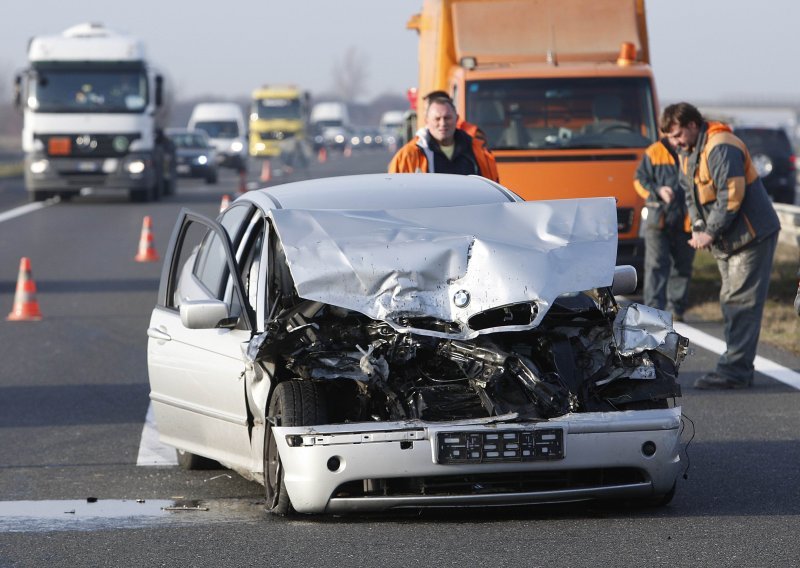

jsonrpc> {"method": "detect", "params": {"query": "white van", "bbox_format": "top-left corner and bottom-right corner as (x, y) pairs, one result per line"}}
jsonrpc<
(188, 102), (248, 170)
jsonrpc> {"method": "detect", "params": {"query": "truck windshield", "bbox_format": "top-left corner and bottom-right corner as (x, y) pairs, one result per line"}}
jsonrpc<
(465, 77), (656, 150)
(253, 98), (301, 120)
(28, 63), (148, 113)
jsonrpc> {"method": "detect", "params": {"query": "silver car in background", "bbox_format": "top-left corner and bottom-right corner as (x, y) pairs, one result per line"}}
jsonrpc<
(147, 174), (687, 516)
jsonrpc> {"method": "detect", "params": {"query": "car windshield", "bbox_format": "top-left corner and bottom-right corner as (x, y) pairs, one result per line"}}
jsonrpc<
(465, 77), (656, 150)
(170, 133), (209, 148)
(194, 121), (239, 139)
(253, 98), (301, 120)
(28, 62), (148, 113)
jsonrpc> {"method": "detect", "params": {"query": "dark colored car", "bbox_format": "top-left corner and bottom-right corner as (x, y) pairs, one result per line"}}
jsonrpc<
(166, 127), (218, 185)
(734, 127), (796, 204)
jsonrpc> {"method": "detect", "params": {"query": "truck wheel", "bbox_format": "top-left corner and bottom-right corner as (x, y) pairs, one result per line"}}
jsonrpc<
(130, 185), (155, 203)
(264, 381), (328, 516)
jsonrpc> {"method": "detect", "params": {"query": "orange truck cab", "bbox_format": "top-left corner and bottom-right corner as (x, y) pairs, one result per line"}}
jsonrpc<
(408, 0), (658, 270)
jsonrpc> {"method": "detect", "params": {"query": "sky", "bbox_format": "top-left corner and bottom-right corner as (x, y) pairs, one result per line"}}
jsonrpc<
(2, 0), (800, 105)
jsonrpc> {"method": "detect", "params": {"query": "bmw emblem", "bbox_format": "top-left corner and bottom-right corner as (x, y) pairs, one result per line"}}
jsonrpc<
(453, 289), (471, 308)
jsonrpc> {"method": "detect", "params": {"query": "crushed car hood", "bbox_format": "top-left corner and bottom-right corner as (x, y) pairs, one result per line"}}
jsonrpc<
(268, 198), (618, 339)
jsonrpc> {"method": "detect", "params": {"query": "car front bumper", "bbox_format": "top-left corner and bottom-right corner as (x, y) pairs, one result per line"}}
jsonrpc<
(274, 406), (682, 514)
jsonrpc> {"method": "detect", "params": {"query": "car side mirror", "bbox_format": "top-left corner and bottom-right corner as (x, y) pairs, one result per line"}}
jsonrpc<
(180, 299), (234, 329)
(611, 265), (637, 296)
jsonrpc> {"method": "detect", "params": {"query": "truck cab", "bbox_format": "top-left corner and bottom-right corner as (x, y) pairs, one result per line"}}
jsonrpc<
(14, 23), (174, 202)
(409, 0), (658, 270)
(248, 85), (310, 164)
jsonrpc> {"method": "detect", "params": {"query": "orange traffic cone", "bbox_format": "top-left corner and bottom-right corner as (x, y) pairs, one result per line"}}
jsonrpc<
(7, 257), (43, 321)
(134, 215), (159, 263)
(219, 194), (231, 213)
(317, 147), (327, 163)
(343, 145), (352, 158)
(260, 160), (272, 183)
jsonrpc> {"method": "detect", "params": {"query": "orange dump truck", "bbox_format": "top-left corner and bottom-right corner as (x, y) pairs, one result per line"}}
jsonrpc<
(408, 0), (658, 270)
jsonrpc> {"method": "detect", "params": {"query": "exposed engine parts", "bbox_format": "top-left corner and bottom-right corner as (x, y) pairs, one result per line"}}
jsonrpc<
(250, 290), (686, 423)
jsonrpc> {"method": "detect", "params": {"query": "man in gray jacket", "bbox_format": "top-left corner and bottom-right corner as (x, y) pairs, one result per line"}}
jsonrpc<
(661, 102), (781, 389)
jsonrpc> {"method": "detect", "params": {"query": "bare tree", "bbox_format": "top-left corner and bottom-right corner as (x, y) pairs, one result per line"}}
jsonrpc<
(332, 46), (369, 103)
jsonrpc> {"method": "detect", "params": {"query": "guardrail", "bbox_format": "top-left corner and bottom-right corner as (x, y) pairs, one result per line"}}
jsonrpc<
(775, 203), (800, 248)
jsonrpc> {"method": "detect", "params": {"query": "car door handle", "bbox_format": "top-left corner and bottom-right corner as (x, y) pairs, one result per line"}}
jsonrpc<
(147, 327), (172, 341)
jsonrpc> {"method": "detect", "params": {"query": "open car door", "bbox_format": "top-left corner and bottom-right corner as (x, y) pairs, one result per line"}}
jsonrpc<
(147, 209), (256, 472)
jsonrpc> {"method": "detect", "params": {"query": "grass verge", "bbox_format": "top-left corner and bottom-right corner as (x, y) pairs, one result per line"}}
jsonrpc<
(685, 241), (800, 356)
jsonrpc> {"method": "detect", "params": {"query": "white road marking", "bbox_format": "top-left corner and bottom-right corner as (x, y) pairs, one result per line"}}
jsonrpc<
(136, 402), (178, 466)
(135, 322), (800, 466)
(0, 197), (58, 224)
(673, 321), (800, 390)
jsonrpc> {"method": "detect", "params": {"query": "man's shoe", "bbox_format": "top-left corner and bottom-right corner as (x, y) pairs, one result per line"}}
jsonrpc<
(693, 372), (750, 390)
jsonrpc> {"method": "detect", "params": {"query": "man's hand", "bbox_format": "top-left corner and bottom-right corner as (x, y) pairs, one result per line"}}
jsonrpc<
(688, 231), (713, 250)
(657, 186), (674, 204)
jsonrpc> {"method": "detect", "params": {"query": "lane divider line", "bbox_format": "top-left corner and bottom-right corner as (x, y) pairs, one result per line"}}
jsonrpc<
(0, 198), (57, 224)
(673, 321), (800, 390)
(136, 402), (178, 466)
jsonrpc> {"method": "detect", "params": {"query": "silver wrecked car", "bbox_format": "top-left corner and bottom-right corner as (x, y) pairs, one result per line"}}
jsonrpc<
(147, 173), (688, 516)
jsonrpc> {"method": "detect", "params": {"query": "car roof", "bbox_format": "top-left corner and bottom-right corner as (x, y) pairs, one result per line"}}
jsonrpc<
(237, 174), (521, 211)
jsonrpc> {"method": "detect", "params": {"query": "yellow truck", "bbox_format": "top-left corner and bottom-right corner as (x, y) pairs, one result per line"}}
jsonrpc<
(408, 0), (658, 270)
(249, 85), (310, 162)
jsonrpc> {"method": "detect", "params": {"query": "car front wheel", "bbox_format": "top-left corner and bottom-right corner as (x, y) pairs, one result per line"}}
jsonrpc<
(264, 380), (328, 516)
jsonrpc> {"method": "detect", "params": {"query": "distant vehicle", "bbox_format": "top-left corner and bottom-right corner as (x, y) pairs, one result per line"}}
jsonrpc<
(249, 85), (311, 166)
(13, 22), (175, 202)
(350, 127), (383, 150)
(379, 110), (406, 147)
(188, 103), (248, 171)
(733, 126), (797, 204)
(147, 173), (688, 516)
(166, 127), (218, 184)
(310, 102), (351, 153)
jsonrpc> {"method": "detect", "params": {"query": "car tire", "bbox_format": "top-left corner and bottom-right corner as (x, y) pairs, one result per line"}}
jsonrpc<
(176, 448), (219, 470)
(264, 380), (328, 516)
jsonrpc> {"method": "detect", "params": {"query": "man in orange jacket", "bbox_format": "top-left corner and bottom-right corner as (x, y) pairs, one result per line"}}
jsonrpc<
(388, 95), (498, 182)
(662, 102), (781, 389)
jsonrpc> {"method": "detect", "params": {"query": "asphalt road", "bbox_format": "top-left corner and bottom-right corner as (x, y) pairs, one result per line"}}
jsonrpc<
(0, 149), (798, 568)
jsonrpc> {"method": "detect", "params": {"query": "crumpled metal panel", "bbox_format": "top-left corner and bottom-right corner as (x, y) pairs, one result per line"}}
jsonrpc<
(268, 198), (618, 339)
(613, 303), (677, 356)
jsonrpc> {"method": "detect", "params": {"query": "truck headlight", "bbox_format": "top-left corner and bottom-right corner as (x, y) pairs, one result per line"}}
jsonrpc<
(127, 160), (146, 174)
(231, 141), (244, 153)
(30, 159), (49, 174)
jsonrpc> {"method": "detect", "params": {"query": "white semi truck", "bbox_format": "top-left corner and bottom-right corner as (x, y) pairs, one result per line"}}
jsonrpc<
(13, 23), (175, 202)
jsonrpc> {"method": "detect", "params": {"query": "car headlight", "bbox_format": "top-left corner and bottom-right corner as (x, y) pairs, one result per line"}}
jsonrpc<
(197, 155), (208, 165)
(30, 159), (49, 174)
(127, 160), (146, 174)
(751, 153), (773, 177)
(231, 141), (244, 153)
(334, 134), (344, 144)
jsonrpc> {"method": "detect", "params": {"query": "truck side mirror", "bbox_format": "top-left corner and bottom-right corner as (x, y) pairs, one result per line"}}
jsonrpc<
(13, 74), (22, 109)
(155, 75), (163, 107)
